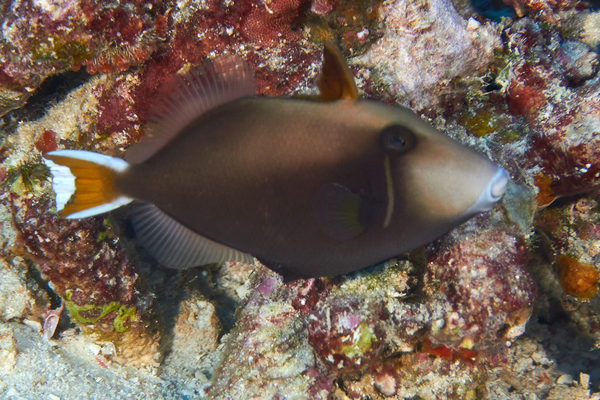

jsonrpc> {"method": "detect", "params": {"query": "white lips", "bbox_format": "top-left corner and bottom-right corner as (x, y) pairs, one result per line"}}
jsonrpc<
(490, 169), (509, 199)
(465, 168), (510, 215)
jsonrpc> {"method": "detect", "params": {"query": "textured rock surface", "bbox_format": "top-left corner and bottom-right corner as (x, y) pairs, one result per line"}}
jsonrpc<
(0, 0), (165, 116)
(355, 0), (501, 110)
(164, 295), (220, 377)
(0, 258), (35, 322)
(0, 325), (17, 374)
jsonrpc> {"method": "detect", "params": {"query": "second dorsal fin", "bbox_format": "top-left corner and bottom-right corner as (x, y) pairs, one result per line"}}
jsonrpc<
(318, 42), (359, 101)
(126, 56), (256, 164)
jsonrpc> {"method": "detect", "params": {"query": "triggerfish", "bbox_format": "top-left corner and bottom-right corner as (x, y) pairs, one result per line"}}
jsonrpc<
(43, 43), (509, 279)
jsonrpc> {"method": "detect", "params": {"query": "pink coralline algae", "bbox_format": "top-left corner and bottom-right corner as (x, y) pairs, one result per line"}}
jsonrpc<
(0, 0), (167, 116)
(307, 297), (387, 371)
(355, 0), (502, 110)
(427, 216), (537, 346)
(241, 0), (309, 47)
(6, 193), (161, 367)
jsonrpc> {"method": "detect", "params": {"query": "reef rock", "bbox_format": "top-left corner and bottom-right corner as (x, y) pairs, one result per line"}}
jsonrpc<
(355, 0), (501, 110)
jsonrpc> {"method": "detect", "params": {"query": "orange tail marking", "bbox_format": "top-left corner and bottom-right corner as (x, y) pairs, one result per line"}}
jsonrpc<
(44, 154), (119, 217)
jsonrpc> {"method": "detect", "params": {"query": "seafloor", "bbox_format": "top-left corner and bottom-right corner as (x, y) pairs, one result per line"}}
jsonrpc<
(1, 0), (600, 399)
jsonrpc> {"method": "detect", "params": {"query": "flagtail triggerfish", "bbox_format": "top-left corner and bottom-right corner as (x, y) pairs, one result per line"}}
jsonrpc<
(43, 43), (509, 279)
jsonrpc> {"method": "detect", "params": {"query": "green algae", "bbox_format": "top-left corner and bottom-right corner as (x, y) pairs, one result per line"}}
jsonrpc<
(304, 0), (385, 55)
(96, 218), (114, 242)
(339, 322), (377, 358)
(31, 37), (91, 64)
(2, 162), (50, 193)
(64, 290), (136, 333)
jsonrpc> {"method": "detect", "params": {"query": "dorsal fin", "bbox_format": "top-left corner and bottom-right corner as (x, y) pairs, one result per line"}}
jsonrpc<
(131, 202), (254, 269)
(126, 56), (256, 164)
(318, 41), (359, 101)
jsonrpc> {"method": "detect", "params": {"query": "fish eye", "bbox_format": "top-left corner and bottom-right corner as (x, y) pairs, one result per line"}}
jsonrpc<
(380, 125), (416, 156)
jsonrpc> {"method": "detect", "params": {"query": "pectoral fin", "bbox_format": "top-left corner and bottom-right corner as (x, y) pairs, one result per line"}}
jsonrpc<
(313, 183), (370, 240)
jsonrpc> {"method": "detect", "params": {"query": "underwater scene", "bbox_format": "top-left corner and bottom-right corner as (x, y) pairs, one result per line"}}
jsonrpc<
(0, 0), (600, 398)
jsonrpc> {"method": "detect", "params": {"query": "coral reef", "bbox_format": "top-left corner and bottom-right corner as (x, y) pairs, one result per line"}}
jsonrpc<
(426, 214), (536, 347)
(204, 213), (537, 397)
(10, 196), (162, 367)
(354, 0), (502, 110)
(164, 294), (221, 377)
(207, 270), (327, 399)
(0, 0), (167, 116)
(1, 0), (600, 397)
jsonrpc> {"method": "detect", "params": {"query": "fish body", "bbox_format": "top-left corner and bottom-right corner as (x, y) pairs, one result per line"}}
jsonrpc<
(44, 44), (508, 279)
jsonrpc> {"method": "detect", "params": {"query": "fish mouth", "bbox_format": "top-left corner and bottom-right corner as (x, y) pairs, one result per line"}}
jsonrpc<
(465, 168), (510, 215)
(490, 168), (509, 201)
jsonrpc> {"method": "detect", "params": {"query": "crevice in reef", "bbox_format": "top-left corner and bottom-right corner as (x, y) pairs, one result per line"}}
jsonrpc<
(2, 69), (91, 130)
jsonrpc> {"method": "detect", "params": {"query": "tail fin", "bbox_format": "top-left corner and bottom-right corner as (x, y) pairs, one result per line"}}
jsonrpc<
(43, 150), (132, 219)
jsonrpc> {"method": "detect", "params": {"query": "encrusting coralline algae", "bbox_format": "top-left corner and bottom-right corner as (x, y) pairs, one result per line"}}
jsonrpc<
(1, 0), (600, 398)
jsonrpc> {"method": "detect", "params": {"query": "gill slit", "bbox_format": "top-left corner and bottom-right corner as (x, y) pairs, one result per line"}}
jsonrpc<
(383, 154), (394, 228)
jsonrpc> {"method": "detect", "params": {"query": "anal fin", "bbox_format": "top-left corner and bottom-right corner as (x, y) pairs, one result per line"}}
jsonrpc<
(132, 202), (253, 269)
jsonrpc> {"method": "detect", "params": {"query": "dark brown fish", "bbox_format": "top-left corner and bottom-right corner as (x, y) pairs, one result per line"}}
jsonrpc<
(44, 43), (508, 279)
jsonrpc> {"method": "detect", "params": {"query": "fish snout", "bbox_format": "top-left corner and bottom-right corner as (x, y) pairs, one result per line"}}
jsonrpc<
(490, 168), (509, 200)
(466, 168), (510, 214)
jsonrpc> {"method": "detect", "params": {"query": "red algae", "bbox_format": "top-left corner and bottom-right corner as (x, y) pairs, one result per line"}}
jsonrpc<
(507, 80), (546, 117)
(7, 192), (161, 367)
(420, 336), (479, 364)
(34, 130), (58, 153)
(557, 255), (599, 300)
(307, 298), (387, 372)
(502, 0), (581, 21)
(240, 0), (309, 47)
(421, 336), (453, 360)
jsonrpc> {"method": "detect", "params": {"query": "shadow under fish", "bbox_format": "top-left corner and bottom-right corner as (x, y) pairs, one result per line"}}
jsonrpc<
(43, 43), (509, 280)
